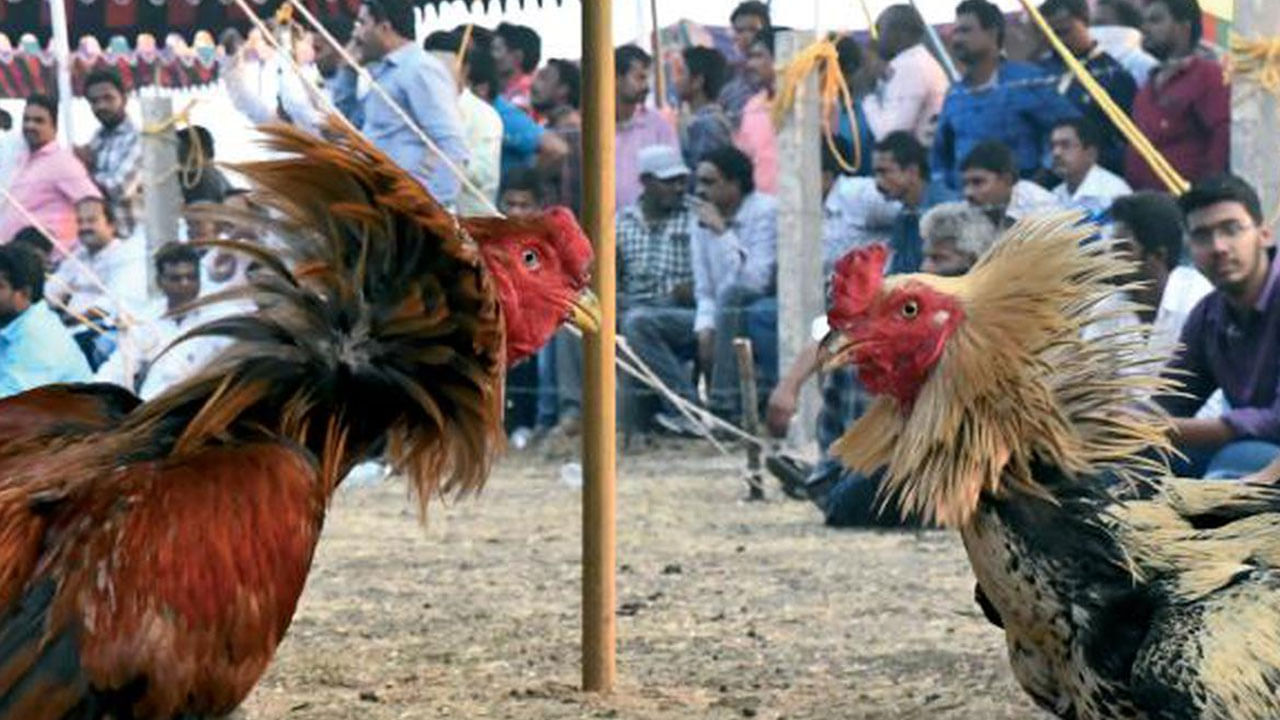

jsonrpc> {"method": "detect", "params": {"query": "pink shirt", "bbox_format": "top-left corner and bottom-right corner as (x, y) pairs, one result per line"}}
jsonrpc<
(733, 91), (778, 194)
(615, 105), (678, 209)
(0, 141), (101, 252)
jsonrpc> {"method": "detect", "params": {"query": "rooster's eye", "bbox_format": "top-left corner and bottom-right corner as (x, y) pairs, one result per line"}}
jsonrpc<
(522, 249), (540, 269)
(901, 300), (919, 319)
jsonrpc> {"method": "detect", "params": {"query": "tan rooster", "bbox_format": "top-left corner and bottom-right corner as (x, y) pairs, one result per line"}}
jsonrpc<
(823, 212), (1280, 720)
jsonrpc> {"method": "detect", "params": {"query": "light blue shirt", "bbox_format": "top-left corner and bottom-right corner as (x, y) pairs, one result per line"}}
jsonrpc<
(494, 95), (544, 178)
(332, 43), (470, 205)
(0, 300), (92, 398)
(690, 191), (778, 332)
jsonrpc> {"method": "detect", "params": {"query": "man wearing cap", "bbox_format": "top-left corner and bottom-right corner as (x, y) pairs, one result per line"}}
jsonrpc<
(617, 145), (700, 435)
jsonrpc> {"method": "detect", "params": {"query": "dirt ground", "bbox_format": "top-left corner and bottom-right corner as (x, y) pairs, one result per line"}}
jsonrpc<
(241, 441), (1050, 720)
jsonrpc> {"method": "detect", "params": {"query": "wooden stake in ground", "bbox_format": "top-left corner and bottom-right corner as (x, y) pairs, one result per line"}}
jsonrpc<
(734, 337), (765, 501)
(1231, 0), (1280, 223)
(581, 0), (617, 694)
(774, 30), (824, 451)
(141, 96), (182, 300)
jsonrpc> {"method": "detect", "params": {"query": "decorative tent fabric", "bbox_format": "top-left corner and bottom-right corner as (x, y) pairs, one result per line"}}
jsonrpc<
(0, 40), (222, 98)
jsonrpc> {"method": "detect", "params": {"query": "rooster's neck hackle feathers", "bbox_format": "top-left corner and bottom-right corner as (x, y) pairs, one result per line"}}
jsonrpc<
(833, 211), (1178, 528)
(123, 120), (506, 513)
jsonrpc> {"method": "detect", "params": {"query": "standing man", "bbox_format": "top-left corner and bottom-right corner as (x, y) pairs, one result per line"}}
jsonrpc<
(862, 4), (949, 146)
(615, 44), (678, 210)
(424, 29), (502, 215)
(0, 94), (101, 249)
(493, 22), (540, 115)
(531, 58), (583, 214)
(1039, 0), (1136, 174)
(78, 68), (141, 239)
(332, 0), (469, 206)
(932, 0), (1079, 189)
(675, 46), (733, 172)
(1126, 0), (1229, 191)
(719, 2), (771, 126)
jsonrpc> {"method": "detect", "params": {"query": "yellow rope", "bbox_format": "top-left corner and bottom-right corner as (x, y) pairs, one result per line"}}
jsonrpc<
(1226, 35), (1280, 96)
(457, 23), (474, 76)
(859, 0), (879, 43)
(771, 38), (862, 175)
(139, 99), (209, 190)
(1018, 0), (1189, 195)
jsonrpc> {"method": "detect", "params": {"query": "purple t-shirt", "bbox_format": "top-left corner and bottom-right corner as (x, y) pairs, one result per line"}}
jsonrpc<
(1159, 252), (1280, 442)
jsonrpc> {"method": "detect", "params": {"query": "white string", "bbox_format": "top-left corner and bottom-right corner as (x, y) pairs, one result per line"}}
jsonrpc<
(0, 185), (138, 331)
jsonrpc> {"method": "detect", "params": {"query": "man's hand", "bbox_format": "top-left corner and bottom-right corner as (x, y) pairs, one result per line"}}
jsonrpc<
(691, 197), (726, 234)
(74, 145), (94, 170)
(765, 381), (798, 438)
(696, 329), (715, 381)
(670, 281), (694, 307)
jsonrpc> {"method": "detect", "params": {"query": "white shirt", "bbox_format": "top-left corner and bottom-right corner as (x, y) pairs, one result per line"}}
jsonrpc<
(456, 88), (503, 215)
(47, 237), (148, 323)
(1090, 26), (1159, 85)
(1006, 180), (1064, 222)
(1052, 165), (1133, 215)
(861, 44), (950, 146)
(823, 176), (901, 273)
(95, 297), (254, 400)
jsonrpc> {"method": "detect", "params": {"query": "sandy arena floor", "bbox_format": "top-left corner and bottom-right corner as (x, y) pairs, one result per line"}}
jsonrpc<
(241, 441), (1050, 719)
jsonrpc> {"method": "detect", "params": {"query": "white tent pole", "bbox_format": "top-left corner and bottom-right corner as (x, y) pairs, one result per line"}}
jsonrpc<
(48, 0), (75, 142)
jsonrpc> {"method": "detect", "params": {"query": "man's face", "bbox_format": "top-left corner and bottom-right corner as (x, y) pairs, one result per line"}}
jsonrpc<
(872, 151), (913, 201)
(1186, 201), (1273, 295)
(672, 60), (692, 102)
(963, 168), (1014, 210)
(695, 161), (738, 213)
(732, 13), (766, 55)
(492, 35), (517, 77)
(641, 174), (687, 213)
(501, 190), (540, 218)
(1047, 9), (1092, 56)
(951, 12), (997, 65)
(158, 260), (200, 308)
(185, 202), (221, 243)
(1109, 219), (1167, 287)
(618, 59), (651, 105)
(352, 5), (386, 63)
(86, 81), (126, 128)
(1142, 2), (1183, 60)
(21, 104), (55, 151)
(76, 200), (115, 253)
(921, 237), (973, 277)
(745, 43), (774, 88)
(531, 64), (562, 113)
(1050, 126), (1095, 182)
(0, 276), (25, 326)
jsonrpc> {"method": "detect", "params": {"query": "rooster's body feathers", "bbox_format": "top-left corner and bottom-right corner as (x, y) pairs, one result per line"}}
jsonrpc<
(0, 119), (594, 718)
(826, 212), (1280, 719)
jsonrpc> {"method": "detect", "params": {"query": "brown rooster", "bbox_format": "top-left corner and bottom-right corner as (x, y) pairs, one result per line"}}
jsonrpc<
(823, 213), (1280, 720)
(0, 121), (599, 719)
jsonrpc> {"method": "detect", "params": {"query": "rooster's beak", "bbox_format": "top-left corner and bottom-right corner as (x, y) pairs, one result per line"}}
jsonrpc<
(569, 288), (602, 333)
(819, 329), (855, 373)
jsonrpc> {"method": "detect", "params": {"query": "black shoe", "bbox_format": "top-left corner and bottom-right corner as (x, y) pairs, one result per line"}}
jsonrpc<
(652, 411), (704, 438)
(765, 454), (814, 500)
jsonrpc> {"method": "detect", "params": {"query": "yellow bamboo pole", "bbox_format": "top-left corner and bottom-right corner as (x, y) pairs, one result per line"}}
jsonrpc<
(581, 0), (617, 694)
(649, 0), (665, 108)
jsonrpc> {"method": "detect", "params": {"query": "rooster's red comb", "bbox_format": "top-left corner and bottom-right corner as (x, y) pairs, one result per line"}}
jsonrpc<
(828, 244), (887, 329)
(542, 205), (594, 281)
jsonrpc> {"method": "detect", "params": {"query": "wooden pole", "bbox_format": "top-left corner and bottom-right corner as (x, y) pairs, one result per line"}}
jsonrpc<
(581, 0), (617, 694)
(774, 30), (823, 452)
(734, 338), (765, 501)
(1231, 0), (1280, 224)
(48, 0), (75, 140)
(648, 0), (665, 109)
(141, 96), (181, 299)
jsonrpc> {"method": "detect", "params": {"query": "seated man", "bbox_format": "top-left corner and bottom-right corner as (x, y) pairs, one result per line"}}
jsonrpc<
(690, 145), (778, 422)
(0, 244), (92, 397)
(1049, 117), (1132, 219)
(1156, 175), (1280, 478)
(960, 139), (1062, 229)
(96, 242), (244, 399)
(767, 203), (999, 526)
(48, 196), (147, 369)
(617, 145), (698, 435)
